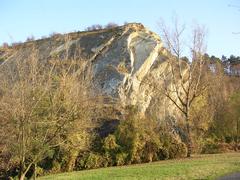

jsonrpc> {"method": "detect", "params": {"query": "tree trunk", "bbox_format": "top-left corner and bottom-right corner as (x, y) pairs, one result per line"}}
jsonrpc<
(19, 161), (25, 180)
(19, 173), (26, 180)
(185, 114), (192, 158)
(19, 162), (33, 180)
(186, 137), (192, 158)
(34, 163), (36, 180)
(236, 118), (239, 150)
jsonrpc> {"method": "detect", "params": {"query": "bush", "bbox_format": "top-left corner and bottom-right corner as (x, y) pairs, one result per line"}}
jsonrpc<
(168, 141), (187, 159)
(115, 153), (128, 166)
(142, 141), (161, 162)
(0, 58), (5, 64)
(84, 153), (104, 169)
(157, 147), (169, 160)
(36, 166), (44, 177)
(49, 161), (62, 173)
(114, 108), (163, 164)
(26, 35), (35, 42)
(160, 131), (187, 159)
(75, 152), (110, 170)
(85, 24), (103, 31)
(102, 153), (112, 167)
(201, 140), (221, 154)
(75, 152), (89, 170)
(105, 22), (118, 29)
(201, 139), (233, 154)
(74, 108), (193, 171)
(103, 135), (119, 152)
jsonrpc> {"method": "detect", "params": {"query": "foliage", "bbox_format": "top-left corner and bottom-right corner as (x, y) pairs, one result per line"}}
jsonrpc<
(157, 147), (169, 160)
(114, 110), (162, 164)
(158, 18), (208, 157)
(1, 23), (240, 179)
(0, 57), (5, 63)
(103, 135), (119, 152)
(168, 141), (187, 159)
(201, 139), (227, 154)
(0, 47), (99, 179)
(85, 22), (118, 31)
(115, 152), (128, 166)
(84, 153), (105, 169)
(76, 152), (109, 170)
(189, 94), (213, 153)
(75, 152), (110, 170)
(159, 131), (187, 159)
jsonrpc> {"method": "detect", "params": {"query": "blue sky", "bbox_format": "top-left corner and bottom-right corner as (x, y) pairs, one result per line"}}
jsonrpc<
(1, 0), (239, 57)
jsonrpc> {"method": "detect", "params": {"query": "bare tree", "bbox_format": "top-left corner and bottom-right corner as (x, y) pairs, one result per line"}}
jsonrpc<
(157, 19), (207, 157)
(26, 35), (35, 42)
(105, 22), (118, 29)
(0, 41), (102, 179)
(85, 24), (103, 31)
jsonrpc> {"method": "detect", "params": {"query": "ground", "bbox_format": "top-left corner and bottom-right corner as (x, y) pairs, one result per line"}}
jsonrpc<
(39, 153), (240, 180)
(218, 172), (240, 180)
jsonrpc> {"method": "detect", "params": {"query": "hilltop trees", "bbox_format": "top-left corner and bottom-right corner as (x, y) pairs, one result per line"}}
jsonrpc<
(85, 22), (119, 31)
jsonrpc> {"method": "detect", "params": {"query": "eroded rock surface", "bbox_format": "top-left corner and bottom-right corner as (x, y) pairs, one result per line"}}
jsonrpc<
(0, 23), (172, 116)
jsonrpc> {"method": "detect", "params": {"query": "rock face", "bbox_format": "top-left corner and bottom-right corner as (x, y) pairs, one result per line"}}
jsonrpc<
(0, 23), (171, 116)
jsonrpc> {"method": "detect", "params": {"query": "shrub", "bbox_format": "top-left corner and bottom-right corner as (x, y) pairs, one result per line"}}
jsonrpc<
(115, 108), (162, 164)
(75, 151), (113, 170)
(85, 24), (103, 31)
(49, 32), (61, 38)
(75, 152), (89, 170)
(36, 166), (44, 177)
(83, 153), (111, 169)
(142, 141), (161, 162)
(101, 153), (112, 167)
(49, 161), (61, 173)
(84, 153), (103, 169)
(103, 135), (119, 152)
(157, 147), (169, 160)
(168, 141), (187, 159)
(160, 131), (187, 159)
(201, 140), (221, 154)
(115, 153), (128, 166)
(128, 133), (145, 163)
(26, 35), (35, 42)
(105, 22), (118, 29)
(0, 58), (5, 64)
(201, 139), (233, 154)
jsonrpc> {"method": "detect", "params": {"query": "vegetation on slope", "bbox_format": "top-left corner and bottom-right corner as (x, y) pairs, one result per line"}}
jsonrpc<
(0, 22), (240, 179)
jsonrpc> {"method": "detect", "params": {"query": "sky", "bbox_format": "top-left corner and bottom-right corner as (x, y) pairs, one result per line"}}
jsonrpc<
(0, 0), (239, 57)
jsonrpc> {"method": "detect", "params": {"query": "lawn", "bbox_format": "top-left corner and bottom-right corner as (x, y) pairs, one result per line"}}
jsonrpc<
(39, 153), (240, 180)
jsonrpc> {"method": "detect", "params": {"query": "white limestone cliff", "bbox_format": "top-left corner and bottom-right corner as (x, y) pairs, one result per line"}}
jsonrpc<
(0, 23), (172, 116)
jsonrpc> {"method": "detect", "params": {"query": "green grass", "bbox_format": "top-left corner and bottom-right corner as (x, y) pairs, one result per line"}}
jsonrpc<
(39, 153), (240, 180)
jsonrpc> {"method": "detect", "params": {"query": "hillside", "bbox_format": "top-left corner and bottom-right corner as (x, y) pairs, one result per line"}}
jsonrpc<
(1, 23), (239, 180)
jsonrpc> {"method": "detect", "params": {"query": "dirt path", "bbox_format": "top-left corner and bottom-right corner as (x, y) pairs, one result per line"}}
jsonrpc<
(218, 172), (240, 180)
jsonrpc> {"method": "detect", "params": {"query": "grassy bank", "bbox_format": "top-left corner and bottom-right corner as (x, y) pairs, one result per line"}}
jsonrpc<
(39, 153), (240, 180)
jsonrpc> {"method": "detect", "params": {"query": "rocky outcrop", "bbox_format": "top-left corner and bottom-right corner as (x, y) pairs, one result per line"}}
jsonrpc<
(0, 23), (172, 116)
